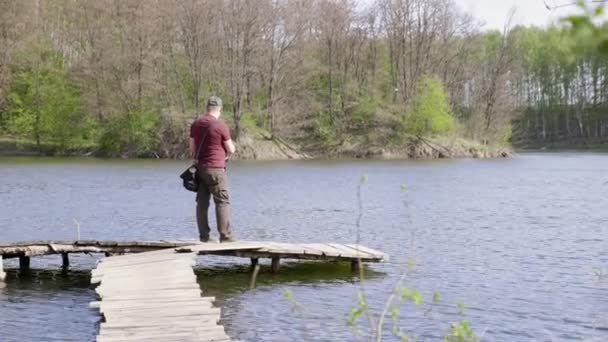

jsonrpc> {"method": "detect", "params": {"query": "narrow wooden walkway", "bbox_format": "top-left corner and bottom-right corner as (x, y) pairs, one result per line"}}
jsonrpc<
(91, 248), (230, 342)
(84, 241), (387, 341)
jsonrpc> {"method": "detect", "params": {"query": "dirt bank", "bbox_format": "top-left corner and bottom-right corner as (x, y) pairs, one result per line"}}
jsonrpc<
(0, 134), (511, 160)
(298, 135), (511, 160)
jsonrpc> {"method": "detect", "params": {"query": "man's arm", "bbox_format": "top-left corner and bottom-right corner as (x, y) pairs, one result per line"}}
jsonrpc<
(223, 139), (236, 156)
(189, 137), (196, 159)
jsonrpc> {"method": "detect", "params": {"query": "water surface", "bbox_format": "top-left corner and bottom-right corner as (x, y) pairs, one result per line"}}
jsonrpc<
(0, 153), (607, 341)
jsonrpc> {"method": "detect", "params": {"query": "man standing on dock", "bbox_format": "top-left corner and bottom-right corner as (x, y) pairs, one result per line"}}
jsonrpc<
(189, 96), (236, 242)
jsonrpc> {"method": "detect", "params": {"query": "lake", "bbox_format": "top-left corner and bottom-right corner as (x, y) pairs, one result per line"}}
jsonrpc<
(0, 153), (606, 341)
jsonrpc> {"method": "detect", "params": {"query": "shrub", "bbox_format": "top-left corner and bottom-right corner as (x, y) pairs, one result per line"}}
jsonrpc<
(402, 76), (454, 136)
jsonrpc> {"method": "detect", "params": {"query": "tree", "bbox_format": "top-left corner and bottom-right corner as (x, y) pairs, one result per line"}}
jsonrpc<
(8, 45), (86, 150)
(402, 75), (454, 136)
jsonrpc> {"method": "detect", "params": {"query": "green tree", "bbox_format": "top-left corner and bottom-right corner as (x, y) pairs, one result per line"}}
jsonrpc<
(563, 2), (608, 55)
(402, 76), (454, 136)
(7, 44), (87, 151)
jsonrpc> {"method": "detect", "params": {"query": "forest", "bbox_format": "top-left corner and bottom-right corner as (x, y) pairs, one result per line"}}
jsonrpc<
(0, 0), (606, 158)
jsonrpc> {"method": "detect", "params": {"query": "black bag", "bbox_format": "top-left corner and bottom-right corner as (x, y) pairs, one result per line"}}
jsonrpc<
(180, 118), (217, 192)
(180, 165), (199, 192)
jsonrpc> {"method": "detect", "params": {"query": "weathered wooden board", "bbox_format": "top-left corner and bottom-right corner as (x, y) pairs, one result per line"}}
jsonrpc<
(91, 250), (229, 342)
(0, 239), (387, 264)
(189, 241), (387, 262)
(0, 240), (199, 259)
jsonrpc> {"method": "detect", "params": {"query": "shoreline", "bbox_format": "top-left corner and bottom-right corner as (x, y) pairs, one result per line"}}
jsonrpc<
(0, 136), (512, 161)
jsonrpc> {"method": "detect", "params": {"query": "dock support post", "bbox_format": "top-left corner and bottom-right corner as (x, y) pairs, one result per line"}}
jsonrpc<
(250, 258), (259, 271)
(271, 257), (280, 274)
(62, 253), (70, 270)
(351, 260), (361, 272)
(0, 255), (5, 281)
(19, 256), (30, 271)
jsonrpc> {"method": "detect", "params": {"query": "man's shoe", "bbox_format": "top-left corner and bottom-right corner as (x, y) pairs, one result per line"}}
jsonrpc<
(220, 238), (235, 243)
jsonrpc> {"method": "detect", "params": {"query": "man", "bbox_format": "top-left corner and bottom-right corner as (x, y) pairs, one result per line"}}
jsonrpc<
(189, 96), (236, 242)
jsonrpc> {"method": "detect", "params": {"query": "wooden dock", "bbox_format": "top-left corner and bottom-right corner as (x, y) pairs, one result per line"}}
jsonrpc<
(0, 240), (199, 279)
(1, 240), (388, 341)
(91, 249), (229, 342)
(0, 239), (388, 276)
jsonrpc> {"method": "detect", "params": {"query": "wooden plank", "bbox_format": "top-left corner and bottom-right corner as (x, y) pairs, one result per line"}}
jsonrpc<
(298, 243), (342, 256)
(186, 241), (265, 254)
(96, 286), (202, 297)
(93, 262), (195, 278)
(96, 266), (196, 280)
(99, 301), (216, 314)
(97, 286), (202, 297)
(98, 252), (193, 264)
(250, 241), (346, 258)
(99, 332), (229, 341)
(94, 272), (198, 286)
(98, 328), (228, 341)
(97, 299), (217, 310)
(99, 319), (220, 330)
(102, 308), (221, 320)
(344, 244), (388, 260)
(99, 325), (227, 337)
(95, 269), (197, 283)
(90, 296), (215, 309)
(102, 317), (223, 330)
(98, 332), (230, 342)
(303, 243), (345, 257)
(327, 243), (374, 258)
(255, 242), (309, 255)
(98, 249), (188, 265)
(94, 258), (195, 276)
(90, 290), (205, 303)
(96, 285), (202, 298)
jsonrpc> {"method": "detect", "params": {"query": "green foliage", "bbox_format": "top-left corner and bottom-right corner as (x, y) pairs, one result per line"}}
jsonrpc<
(347, 291), (369, 326)
(399, 287), (423, 305)
(238, 109), (268, 134)
(498, 124), (512, 145)
(98, 109), (160, 157)
(563, 2), (608, 55)
(6, 44), (88, 150)
(351, 96), (379, 128)
(314, 111), (338, 145)
(406, 257), (416, 273)
(457, 302), (467, 315)
(401, 76), (454, 136)
(444, 321), (479, 342)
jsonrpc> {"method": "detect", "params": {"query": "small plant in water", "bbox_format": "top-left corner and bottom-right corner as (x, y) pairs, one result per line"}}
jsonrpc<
(444, 321), (479, 342)
(281, 174), (481, 341)
(346, 175), (480, 342)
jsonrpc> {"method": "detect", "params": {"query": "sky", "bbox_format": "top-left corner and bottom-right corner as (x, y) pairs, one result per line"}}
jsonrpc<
(453, 0), (584, 31)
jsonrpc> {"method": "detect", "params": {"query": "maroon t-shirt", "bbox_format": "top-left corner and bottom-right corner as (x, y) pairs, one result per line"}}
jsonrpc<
(190, 114), (231, 168)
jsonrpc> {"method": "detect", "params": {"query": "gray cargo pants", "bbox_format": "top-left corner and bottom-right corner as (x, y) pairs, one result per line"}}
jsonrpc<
(196, 168), (234, 242)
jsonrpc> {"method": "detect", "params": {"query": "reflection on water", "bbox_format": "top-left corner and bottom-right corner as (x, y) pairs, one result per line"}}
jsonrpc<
(1, 154), (607, 341)
(196, 261), (384, 297)
(0, 270), (97, 342)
